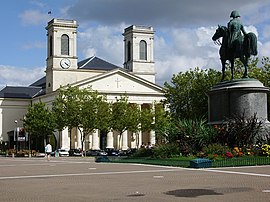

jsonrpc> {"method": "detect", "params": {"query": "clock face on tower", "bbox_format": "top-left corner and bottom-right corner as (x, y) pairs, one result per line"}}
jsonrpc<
(60, 58), (71, 69)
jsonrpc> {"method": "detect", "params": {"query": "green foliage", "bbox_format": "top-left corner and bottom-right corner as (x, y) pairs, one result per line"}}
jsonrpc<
(111, 97), (141, 134)
(164, 67), (220, 120)
(80, 89), (104, 135)
(96, 97), (112, 133)
(202, 143), (230, 156)
(152, 143), (180, 158)
(23, 101), (56, 139)
(132, 148), (153, 157)
(53, 85), (113, 151)
(217, 113), (263, 147)
(174, 118), (218, 154)
(140, 107), (154, 133)
(52, 85), (82, 131)
(154, 103), (171, 138)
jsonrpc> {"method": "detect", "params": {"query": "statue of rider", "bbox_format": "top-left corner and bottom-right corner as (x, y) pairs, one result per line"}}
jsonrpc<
(227, 10), (247, 54)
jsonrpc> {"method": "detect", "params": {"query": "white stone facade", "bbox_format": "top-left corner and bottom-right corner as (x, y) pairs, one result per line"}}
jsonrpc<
(0, 19), (165, 151)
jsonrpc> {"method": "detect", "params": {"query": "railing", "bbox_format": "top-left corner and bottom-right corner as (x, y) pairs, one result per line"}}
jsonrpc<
(211, 157), (270, 168)
(108, 156), (270, 168)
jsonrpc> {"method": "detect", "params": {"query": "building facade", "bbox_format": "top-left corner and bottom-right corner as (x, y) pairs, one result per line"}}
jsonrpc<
(0, 19), (165, 151)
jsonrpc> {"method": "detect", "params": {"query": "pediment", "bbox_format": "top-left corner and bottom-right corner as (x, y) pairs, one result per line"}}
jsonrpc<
(72, 69), (164, 95)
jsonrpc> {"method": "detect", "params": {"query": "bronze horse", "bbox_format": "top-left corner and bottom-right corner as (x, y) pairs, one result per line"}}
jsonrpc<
(212, 25), (257, 81)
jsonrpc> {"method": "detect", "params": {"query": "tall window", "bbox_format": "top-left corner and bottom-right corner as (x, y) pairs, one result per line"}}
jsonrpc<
(127, 41), (131, 61)
(61, 34), (69, 55)
(139, 40), (147, 60)
(49, 36), (53, 56)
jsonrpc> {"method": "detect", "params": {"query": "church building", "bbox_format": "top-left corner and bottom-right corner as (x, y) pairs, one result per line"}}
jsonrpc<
(0, 19), (165, 151)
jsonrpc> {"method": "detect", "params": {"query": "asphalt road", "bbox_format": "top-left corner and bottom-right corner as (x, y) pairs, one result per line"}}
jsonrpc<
(0, 157), (269, 202)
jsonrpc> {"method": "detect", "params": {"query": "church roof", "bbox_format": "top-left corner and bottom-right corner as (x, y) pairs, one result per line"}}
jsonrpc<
(29, 76), (46, 88)
(0, 86), (42, 99)
(29, 56), (120, 88)
(78, 56), (121, 70)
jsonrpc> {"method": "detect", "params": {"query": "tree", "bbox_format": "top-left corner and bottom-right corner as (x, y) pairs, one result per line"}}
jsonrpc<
(52, 85), (82, 149)
(96, 97), (112, 134)
(164, 67), (221, 120)
(23, 101), (56, 150)
(79, 88), (109, 153)
(153, 103), (171, 143)
(111, 96), (140, 149)
(140, 106), (154, 134)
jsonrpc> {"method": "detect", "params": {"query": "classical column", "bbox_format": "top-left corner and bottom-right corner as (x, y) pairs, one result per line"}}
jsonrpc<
(137, 104), (142, 148)
(138, 130), (142, 148)
(106, 131), (114, 149)
(121, 130), (128, 150)
(150, 130), (155, 145)
(76, 128), (82, 149)
(91, 129), (100, 150)
(61, 127), (69, 149)
(130, 133), (139, 148)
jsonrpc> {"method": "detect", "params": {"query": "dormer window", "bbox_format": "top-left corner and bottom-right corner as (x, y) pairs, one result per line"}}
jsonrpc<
(139, 40), (147, 60)
(61, 34), (69, 55)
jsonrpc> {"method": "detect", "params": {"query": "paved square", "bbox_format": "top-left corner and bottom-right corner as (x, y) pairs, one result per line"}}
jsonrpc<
(0, 157), (269, 202)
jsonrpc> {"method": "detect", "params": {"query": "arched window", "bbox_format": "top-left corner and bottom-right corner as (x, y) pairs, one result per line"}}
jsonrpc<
(61, 34), (69, 55)
(49, 36), (53, 56)
(127, 41), (131, 61)
(139, 40), (147, 60)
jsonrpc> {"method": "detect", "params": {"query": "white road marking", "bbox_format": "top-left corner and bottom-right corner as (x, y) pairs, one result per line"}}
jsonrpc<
(0, 161), (90, 167)
(203, 169), (270, 177)
(0, 169), (180, 180)
(262, 190), (270, 193)
(153, 175), (164, 178)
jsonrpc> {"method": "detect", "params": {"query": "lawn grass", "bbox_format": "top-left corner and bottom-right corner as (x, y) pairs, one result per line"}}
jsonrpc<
(109, 156), (270, 168)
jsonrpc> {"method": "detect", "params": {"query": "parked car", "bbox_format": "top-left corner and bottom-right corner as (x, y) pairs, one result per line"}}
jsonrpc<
(118, 148), (137, 156)
(85, 150), (107, 156)
(104, 148), (119, 156)
(69, 149), (82, 156)
(55, 149), (69, 157)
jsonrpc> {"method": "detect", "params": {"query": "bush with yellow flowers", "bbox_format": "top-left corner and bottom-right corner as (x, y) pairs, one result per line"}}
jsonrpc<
(262, 144), (270, 157)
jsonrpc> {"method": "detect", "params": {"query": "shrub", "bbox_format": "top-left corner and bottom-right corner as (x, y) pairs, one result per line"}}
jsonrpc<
(152, 143), (180, 158)
(132, 148), (153, 157)
(174, 118), (218, 154)
(262, 144), (270, 157)
(218, 113), (263, 147)
(202, 143), (229, 156)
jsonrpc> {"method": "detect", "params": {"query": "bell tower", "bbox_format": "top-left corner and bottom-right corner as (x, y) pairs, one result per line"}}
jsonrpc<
(45, 19), (78, 93)
(123, 25), (155, 83)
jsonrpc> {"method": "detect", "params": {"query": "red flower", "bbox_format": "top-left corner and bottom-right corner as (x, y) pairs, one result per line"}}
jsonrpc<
(225, 151), (233, 158)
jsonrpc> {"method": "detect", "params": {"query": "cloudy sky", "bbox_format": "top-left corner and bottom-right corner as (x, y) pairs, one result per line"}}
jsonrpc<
(0, 0), (270, 88)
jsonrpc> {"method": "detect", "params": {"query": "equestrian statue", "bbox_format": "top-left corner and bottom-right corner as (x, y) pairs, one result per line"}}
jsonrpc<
(212, 10), (257, 81)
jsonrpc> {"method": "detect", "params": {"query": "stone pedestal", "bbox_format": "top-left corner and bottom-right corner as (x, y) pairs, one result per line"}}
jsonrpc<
(207, 79), (269, 125)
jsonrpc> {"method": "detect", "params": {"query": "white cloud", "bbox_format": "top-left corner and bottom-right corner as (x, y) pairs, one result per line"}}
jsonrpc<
(29, 0), (46, 8)
(78, 24), (125, 66)
(153, 26), (220, 85)
(76, 24), (227, 86)
(19, 9), (51, 26)
(262, 25), (270, 39)
(22, 41), (46, 50)
(0, 65), (45, 87)
(259, 42), (270, 58)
